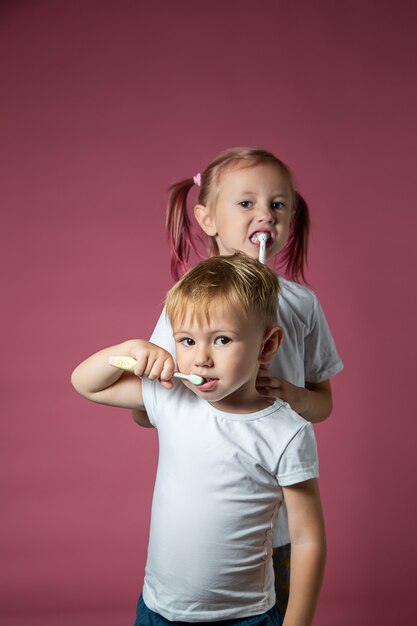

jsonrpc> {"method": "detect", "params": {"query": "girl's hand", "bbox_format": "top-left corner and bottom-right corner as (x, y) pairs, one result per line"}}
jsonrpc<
(256, 365), (332, 423)
(128, 340), (176, 389)
(256, 364), (307, 413)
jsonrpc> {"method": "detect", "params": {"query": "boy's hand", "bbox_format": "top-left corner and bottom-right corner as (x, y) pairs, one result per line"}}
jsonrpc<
(128, 340), (175, 389)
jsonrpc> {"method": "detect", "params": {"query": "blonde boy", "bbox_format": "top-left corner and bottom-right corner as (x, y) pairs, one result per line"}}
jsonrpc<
(71, 252), (326, 626)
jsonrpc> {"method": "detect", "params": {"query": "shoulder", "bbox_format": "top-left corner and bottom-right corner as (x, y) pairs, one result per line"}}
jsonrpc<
(277, 277), (323, 330)
(149, 307), (176, 354)
(273, 399), (313, 432)
(141, 378), (201, 426)
(278, 276), (319, 311)
(264, 402), (318, 482)
(259, 400), (314, 443)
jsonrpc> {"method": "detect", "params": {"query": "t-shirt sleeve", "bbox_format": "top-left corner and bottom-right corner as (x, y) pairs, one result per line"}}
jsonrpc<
(141, 377), (160, 428)
(149, 307), (176, 360)
(277, 422), (319, 486)
(304, 294), (343, 383)
(141, 377), (184, 429)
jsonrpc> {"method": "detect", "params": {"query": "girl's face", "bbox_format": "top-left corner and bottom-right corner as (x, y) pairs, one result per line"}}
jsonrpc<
(195, 163), (295, 261)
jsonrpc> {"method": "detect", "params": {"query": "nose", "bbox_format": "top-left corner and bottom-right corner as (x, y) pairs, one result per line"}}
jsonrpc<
(194, 345), (214, 368)
(255, 203), (275, 224)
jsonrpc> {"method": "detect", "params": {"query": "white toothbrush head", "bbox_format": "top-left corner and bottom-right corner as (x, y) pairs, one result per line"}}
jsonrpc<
(257, 232), (268, 264)
(173, 372), (205, 386)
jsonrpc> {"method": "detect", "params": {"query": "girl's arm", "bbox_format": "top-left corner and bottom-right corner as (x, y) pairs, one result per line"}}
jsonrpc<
(282, 479), (326, 626)
(256, 367), (332, 423)
(71, 339), (175, 411)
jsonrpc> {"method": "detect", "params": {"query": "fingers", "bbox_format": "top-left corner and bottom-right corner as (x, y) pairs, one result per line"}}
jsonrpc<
(256, 375), (274, 386)
(256, 375), (284, 399)
(131, 347), (175, 386)
(160, 357), (175, 383)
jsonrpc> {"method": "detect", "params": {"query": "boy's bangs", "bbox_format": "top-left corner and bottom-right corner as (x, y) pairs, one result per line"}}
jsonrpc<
(168, 292), (246, 330)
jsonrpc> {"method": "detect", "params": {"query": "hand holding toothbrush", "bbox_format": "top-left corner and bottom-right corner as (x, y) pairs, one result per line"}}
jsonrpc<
(109, 352), (205, 386)
(71, 339), (178, 410)
(111, 341), (177, 389)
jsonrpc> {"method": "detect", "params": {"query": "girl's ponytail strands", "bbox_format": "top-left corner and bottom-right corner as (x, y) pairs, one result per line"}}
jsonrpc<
(279, 191), (310, 284)
(166, 176), (201, 280)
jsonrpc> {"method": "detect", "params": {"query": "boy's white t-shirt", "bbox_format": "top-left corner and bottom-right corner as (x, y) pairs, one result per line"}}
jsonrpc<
(141, 378), (319, 622)
(149, 277), (343, 546)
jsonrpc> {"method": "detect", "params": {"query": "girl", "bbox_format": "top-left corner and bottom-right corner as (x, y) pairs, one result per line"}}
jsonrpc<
(143, 147), (343, 615)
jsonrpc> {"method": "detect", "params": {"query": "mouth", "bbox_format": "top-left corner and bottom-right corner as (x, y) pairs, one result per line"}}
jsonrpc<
(197, 378), (219, 392)
(250, 231), (273, 246)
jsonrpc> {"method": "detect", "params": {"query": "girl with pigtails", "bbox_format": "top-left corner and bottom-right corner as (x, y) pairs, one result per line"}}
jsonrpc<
(143, 147), (343, 617)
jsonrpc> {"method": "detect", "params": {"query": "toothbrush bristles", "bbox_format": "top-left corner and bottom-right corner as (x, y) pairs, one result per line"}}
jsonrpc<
(258, 233), (267, 264)
(173, 372), (205, 386)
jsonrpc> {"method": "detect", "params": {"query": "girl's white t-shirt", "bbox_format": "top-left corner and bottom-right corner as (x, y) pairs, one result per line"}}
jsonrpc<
(149, 276), (343, 546)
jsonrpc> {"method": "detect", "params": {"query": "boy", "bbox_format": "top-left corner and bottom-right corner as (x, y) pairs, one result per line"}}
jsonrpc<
(71, 252), (326, 626)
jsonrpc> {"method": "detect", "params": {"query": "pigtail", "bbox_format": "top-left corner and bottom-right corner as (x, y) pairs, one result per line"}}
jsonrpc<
(166, 179), (199, 280)
(279, 192), (310, 284)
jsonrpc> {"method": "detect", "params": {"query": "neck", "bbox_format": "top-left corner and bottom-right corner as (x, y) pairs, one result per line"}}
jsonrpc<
(209, 381), (273, 414)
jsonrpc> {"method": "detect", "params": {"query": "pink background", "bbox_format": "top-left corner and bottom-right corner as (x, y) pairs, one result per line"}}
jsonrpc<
(1, 1), (416, 625)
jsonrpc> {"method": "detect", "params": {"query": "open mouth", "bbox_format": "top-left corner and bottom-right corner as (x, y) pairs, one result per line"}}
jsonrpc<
(250, 231), (272, 245)
(198, 378), (219, 391)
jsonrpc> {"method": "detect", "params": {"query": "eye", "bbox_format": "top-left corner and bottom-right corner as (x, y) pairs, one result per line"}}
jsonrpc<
(215, 336), (231, 346)
(238, 200), (253, 209)
(271, 201), (286, 210)
(179, 337), (195, 347)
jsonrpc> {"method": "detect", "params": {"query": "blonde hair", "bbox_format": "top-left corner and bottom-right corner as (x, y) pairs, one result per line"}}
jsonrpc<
(165, 252), (279, 331)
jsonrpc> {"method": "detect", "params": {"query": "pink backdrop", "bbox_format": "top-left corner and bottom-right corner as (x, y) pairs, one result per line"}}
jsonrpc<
(1, 1), (416, 625)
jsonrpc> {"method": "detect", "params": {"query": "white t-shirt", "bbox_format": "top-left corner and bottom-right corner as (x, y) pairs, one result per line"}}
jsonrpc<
(149, 277), (343, 547)
(141, 378), (319, 622)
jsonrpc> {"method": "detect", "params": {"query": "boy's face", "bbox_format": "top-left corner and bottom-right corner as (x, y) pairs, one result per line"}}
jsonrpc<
(172, 304), (277, 413)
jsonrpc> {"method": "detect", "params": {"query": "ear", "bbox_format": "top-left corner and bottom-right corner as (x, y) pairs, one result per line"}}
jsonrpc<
(194, 204), (217, 236)
(258, 326), (284, 365)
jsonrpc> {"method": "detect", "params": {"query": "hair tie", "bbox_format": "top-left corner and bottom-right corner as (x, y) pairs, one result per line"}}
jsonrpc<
(193, 173), (201, 187)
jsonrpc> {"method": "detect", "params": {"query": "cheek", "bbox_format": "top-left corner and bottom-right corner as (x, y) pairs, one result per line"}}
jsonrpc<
(278, 212), (292, 227)
(227, 349), (254, 375)
(176, 349), (190, 370)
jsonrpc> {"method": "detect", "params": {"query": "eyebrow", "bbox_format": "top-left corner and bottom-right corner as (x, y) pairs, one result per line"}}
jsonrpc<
(173, 328), (239, 335)
(240, 191), (289, 197)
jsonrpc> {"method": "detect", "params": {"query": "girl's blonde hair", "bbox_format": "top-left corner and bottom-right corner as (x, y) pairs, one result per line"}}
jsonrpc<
(165, 251), (279, 331)
(167, 147), (310, 283)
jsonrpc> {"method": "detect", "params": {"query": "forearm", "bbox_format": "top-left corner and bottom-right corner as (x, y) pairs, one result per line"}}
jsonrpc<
(71, 339), (141, 398)
(283, 479), (326, 626)
(71, 339), (175, 410)
(256, 371), (333, 423)
(283, 539), (326, 626)
(294, 383), (332, 423)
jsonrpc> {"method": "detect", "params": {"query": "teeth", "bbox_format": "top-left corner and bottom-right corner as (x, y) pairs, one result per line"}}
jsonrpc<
(251, 232), (269, 243)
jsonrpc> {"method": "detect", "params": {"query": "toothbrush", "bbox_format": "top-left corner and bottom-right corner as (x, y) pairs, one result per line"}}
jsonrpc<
(172, 372), (205, 385)
(108, 356), (205, 386)
(257, 232), (268, 264)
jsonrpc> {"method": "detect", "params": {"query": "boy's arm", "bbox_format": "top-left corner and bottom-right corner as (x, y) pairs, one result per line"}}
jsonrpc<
(282, 478), (326, 626)
(71, 339), (175, 411)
